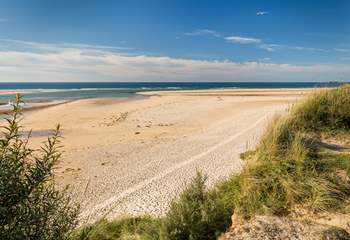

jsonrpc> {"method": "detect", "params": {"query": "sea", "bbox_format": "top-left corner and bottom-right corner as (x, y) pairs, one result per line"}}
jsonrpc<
(0, 82), (340, 104)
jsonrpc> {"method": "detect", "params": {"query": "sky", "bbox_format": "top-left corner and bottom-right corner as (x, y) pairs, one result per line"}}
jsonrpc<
(0, 0), (349, 82)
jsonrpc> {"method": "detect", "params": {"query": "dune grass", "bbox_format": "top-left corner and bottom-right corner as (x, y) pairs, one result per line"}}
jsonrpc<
(71, 85), (350, 239)
(218, 84), (350, 219)
(161, 172), (232, 240)
(293, 85), (350, 132)
(70, 216), (161, 240)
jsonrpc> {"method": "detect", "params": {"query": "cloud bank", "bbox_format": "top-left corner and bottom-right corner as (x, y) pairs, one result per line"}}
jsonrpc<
(0, 39), (348, 82)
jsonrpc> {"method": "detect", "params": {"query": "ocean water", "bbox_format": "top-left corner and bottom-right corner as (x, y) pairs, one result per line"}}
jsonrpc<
(0, 82), (339, 104)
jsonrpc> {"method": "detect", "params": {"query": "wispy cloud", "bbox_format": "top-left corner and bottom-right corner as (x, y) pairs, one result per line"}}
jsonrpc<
(224, 36), (328, 53)
(335, 48), (349, 53)
(259, 43), (328, 52)
(0, 39), (133, 59)
(257, 44), (279, 52)
(290, 46), (328, 52)
(0, 39), (347, 82)
(183, 29), (221, 38)
(225, 36), (262, 44)
(258, 57), (271, 62)
(1, 39), (131, 51)
(256, 11), (269, 16)
(184, 30), (326, 54)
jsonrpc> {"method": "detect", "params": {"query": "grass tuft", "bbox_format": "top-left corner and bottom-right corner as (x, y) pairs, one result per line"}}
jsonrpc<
(161, 172), (232, 240)
(70, 216), (161, 240)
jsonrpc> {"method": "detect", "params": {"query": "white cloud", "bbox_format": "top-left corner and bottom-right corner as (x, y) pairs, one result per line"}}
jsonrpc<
(288, 46), (328, 52)
(184, 29), (221, 38)
(258, 57), (271, 62)
(259, 43), (328, 52)
(0, 39), (131, 52)
(0, 39), (348, 82)
(335, 48), (349, 53)
(187, 31), (326, 54)
(258, 44), (279, 52)
(225, 36), (262, 44)
(256, 11), (269, 16)
(224, 35), (327, 53)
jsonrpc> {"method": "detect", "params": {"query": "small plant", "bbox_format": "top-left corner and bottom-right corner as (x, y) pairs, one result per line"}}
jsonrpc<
(0, 94), (79, 240)
(161, 172), (232, 240)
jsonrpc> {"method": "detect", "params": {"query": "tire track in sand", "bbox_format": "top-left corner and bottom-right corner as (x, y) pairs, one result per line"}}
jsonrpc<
(81, 114), (268, 219)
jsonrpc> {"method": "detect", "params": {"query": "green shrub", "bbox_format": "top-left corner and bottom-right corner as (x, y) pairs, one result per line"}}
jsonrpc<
(161, 172), (232, 240)
(0, 95), (79, 240)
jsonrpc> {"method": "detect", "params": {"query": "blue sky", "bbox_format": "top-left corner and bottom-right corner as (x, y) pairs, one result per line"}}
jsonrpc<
(0, 0), (349, 82)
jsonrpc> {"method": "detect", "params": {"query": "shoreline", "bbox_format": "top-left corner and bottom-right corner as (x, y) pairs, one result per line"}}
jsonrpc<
(0, 100), (73, 115)
(0, 87), (317, 114)
(0, 95), (148, 114)
(137, 87), (325, 96)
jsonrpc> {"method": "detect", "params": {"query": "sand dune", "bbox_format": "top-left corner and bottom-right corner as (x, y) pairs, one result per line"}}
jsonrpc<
(20, 88), (312, 221)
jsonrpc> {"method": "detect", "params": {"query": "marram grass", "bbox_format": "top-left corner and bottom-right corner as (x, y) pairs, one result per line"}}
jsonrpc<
(218, 84), (350, 219)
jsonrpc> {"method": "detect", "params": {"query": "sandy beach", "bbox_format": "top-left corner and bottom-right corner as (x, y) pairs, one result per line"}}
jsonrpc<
(18, 88), (313, 222)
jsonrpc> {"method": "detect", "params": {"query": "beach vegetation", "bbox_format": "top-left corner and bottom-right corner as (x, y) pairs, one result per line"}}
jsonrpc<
(160, 172), (232, 240)
(71, 216), (161, 240)
(217, 84), (350, 219)
(0, 94), (79, 240)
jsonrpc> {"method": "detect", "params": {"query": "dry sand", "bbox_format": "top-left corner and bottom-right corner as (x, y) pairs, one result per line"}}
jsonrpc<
(18, 88), (313, 222)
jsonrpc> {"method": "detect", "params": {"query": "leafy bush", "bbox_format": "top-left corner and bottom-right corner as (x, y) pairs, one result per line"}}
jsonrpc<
(161, 172), (232, 240)
(0, 95), (79, 240)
